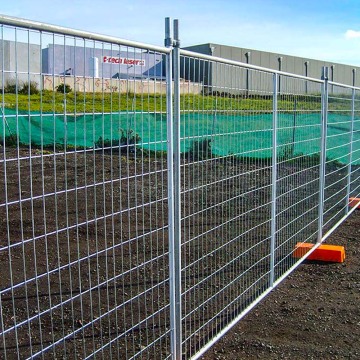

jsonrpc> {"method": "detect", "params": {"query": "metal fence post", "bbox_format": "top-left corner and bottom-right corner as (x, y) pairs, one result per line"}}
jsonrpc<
(172, 18), (182, 360)
(270, 72), (278, 286)
(165, 17), (182, 360)
(245, 52), (251, 96)
(346, 70), (356, 214)
(318, 66), (329, 243)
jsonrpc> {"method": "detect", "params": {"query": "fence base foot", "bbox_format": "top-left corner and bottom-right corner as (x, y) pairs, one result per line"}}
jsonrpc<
(293, 242), (345, 263)
(349, 197), (360, 209)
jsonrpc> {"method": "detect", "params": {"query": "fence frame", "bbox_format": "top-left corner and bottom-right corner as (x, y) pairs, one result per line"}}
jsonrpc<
(0, 14), (360, 360)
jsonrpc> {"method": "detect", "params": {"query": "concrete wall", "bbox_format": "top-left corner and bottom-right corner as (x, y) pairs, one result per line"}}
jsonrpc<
(0, 40), (41, 87)
(42, 75), (202, 94)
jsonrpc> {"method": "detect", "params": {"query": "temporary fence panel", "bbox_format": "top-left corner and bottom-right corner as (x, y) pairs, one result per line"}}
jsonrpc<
(178, 54), (275, 358)
(1, 15), (360, 360)
(176, 50), (341, 358)
(273, 74), (323, 281)
(323, 84), (359, 233)
(0, 16), (173, 360)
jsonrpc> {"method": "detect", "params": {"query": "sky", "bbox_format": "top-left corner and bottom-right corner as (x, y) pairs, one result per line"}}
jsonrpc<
(2, 0), (360, 65)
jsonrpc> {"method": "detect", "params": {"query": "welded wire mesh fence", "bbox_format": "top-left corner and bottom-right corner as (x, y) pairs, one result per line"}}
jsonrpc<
(0, 17), (173, 360)
(0, 15), (360, 360)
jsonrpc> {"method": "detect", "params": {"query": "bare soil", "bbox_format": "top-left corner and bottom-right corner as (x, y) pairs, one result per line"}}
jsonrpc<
(0, 147), (359, 359)
(202, 213), (360, 360)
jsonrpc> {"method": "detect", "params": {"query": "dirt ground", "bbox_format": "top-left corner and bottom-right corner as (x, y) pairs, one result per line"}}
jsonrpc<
(0, 146), (359, 359)
(202, 212), (360, 360)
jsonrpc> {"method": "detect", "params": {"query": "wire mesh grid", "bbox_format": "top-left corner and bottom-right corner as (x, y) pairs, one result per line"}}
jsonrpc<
(274, 75), (323, 280)
(178, 55), (274, 358)
(1, 15), (360, 360)
(350, 90), (360, 197)
(177, 55), (360, 359)
(323, 84), (358, 233)
(0, 23), (172, 359)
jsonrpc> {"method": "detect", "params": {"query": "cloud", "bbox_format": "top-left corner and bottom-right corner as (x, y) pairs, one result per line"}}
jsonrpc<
(345, 30), (360, 39)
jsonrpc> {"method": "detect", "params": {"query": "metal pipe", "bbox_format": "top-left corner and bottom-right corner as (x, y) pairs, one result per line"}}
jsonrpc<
(304, 61), (309, 94)
(270, 73), (278, 286)
(318, 66), (329, 243)
(0, 14), (170, 54)
(165, 17), (182, 360)
(346, 76), (356, 214)
(164, 16), (179, 360)
(172, 18), (182, 360)
(245, 52), (251, 96)
(278, 57), (283, 94)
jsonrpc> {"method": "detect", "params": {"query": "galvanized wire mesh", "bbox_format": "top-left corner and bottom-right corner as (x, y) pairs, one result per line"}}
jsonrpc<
(0, 21), (172, 359)
(1, 15), (360, 360)
(275, 75), (323, 280)
(178, 56), (274, 358)
(323, 84), (357, 232)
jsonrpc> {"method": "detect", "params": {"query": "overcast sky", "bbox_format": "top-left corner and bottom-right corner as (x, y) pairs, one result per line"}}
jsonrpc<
(2, 0), (360, 65)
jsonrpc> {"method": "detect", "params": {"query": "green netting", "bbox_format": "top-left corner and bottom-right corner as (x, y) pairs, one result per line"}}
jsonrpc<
(1, 108), (360, 164)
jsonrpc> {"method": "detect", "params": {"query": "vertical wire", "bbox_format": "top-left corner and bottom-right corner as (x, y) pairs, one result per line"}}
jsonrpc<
(201, 55), (207, 344)
(155, 50), (161, 354)
(94, 40), (104, 356)
(114, 43), (123, 360)
(0, 23), (7, 358)
(134, 44), (142, 358)
(215, 61), (222, 337)
(48, 34), (61, 357)
(55, 36), (68, 355)
(346, 85), (355, 213)
(0, 24), (13, 359)
(63, 35), (77, 358)
(139, 47), (148, 354)
(14, 26), (24, 359)
(25, 28), (35, 359)
(134, 48), (143, 358)
(104, 42), (113, 359)
(130, 45), (139, 358)
(109, 42), (120, 360)
(188, 56), (194, 356)
(87, 38), (96, 355)
(124, 45), (136, 358)
(119, 43), (129, 359)
(204, 56), (210, 344)
(98, 40), (106, 358)
(78, 37), (87, 358)
(229, 64), (235, 318)
(47, 32), (60, 358)
(72, 35), (82, 357)
(38, 30), (49, 357)
(146, 50), (155, 358)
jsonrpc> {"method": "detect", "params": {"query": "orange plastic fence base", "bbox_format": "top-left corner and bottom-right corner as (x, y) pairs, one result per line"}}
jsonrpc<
(293, 242), (345, 263)
(349, 197), (360, 209)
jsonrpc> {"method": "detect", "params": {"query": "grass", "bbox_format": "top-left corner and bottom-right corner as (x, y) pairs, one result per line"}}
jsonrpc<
(1, 91), (324, 114)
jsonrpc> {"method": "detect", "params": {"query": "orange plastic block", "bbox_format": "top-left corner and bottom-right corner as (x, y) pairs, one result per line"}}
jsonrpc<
(349, 197), (360, 209)
(293, 242), (345, 263)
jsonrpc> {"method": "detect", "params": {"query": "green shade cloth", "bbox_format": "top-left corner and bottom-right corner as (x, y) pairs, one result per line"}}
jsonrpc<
(1, 108), (360, 164)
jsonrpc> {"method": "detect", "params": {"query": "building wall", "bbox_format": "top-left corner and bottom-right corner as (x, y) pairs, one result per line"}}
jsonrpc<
(2, 40), (359, 96)
(0, 40), (41, 87)
(1, 41), (164, 88)
(183, 43), (360, 95)
(42, 44), (163, 80)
